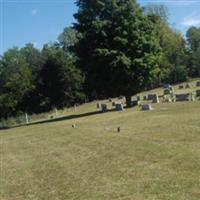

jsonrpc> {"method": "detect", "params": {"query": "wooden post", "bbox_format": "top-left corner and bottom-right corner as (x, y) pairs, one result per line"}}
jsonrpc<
(117, 127), (121, 133)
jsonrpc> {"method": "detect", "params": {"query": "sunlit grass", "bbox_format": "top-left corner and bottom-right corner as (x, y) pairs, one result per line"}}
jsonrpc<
(1, 80), (200, 199)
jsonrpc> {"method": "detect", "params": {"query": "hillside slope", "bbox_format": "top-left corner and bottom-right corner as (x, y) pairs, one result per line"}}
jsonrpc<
(1, 80), (200, 200)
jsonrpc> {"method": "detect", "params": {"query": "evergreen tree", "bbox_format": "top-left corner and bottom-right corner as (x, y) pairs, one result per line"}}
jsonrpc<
(74, 0), (161, 106)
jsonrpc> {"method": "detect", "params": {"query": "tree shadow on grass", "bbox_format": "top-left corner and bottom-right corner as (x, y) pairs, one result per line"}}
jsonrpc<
(0, 108), (117, 130)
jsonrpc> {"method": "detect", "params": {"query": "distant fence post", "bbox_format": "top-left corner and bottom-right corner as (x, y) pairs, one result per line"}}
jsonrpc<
(25, 113), (29, 124)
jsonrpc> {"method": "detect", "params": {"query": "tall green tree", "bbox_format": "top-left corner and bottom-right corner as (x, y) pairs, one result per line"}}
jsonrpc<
(145, 4), (188, 84)
(0, 48), (33, 118)
(186, 27), (200, 76)
(74, 0), (161, 106)
(38, 45), (85, 110)
(20, 43), (43, 80)
(58, 27), (79, 54)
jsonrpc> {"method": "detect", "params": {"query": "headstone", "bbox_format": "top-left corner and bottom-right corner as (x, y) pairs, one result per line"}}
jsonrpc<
(152, 95), (160, 103)
(179, 85), (184, 89)
(175, 93), (193, 102)
(147, 94), (156, 100)
(115, 103), (124, 111)
(101, 104), (108, 112)
(97, 103), (100, 109)
(132, 100), (140, 106)
(143, 96), (147, 100)
(112, 101), (116, 107)
(196, 90), (200, 97)
(196, 81), (200, 87)
(141, 104), (153, 111)
(137, 96), (140, 101)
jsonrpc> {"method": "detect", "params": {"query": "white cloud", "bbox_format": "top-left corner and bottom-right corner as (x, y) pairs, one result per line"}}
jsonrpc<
(181, 18), (200, 26)
(181, 13), (200, 27)
(31, 9), (38, 16)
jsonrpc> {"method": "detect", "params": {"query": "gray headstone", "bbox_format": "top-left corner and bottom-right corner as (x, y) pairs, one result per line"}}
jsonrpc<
(137, 96), (141, 101)
(147, 94), (156, 100)
(132, 100), (140, 106)
(101, 104), (108, 112)
(143, 96), (147, 100)
(175, 93), (194, 102)
(141, 104), (153, 111)
(115, 103), (124, 111)
(196, 90), (200, 97)
(112, 101), (116, 107)
(152, 95), (160, 103)
(196, 81), (200, 87)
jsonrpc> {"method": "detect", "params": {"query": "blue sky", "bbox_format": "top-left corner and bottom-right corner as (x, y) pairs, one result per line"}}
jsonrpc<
(0, 0), (200, 55)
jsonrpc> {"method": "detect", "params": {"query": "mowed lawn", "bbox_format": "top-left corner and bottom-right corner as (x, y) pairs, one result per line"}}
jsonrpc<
(1, 98), (200, 199)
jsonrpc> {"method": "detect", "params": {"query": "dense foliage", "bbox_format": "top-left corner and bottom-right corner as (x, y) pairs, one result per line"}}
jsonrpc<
(0, 1), (200, 117)
(74, 0), (161, 106)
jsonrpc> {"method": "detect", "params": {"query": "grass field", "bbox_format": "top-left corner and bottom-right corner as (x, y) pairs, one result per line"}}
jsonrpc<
(1, 80), (200, 200)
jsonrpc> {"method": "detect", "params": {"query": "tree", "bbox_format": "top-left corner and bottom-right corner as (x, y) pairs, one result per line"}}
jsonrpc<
(145, 4), (188, 84)
(38, 45), (85, 110)
(186, 27), (200, 76)
(0, 48), (33, 118)
(20, 43), (43, 80)
(74, 0), (161, 106)
(58, 27), (79, 54)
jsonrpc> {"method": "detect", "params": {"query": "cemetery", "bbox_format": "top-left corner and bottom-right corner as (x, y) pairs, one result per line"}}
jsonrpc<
(1, 80), (200, 200)
(1, 0), (200, 198)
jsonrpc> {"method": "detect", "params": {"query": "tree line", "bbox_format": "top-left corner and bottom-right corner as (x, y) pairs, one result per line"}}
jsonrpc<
(0, 0), (200, 118)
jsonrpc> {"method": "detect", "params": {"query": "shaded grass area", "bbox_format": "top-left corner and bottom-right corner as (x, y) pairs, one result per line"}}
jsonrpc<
(1, 100), (200, 199)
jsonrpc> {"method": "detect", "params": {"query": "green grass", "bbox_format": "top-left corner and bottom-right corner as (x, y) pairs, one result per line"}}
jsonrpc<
(1, 81), (200, 199)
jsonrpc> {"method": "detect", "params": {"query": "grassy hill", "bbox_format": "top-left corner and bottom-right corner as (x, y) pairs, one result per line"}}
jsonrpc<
(1, 80), (200, 200)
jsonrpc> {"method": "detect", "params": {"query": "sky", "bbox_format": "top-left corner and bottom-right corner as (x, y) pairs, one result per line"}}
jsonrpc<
(0, 0), (200, 55)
